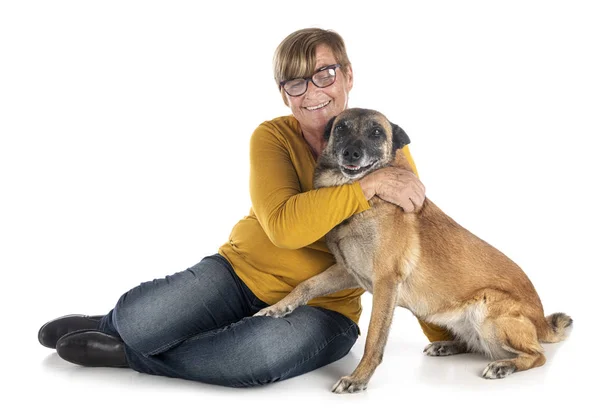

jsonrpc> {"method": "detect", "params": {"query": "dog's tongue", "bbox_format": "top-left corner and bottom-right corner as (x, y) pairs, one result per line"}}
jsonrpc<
(345, 165), (359, 169)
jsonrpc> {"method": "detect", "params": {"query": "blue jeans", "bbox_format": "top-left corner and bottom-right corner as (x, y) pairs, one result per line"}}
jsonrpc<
(98, 254), (359, 388)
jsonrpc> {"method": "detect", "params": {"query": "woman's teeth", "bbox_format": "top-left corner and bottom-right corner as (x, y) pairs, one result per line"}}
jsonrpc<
(305, 101), (331, 111)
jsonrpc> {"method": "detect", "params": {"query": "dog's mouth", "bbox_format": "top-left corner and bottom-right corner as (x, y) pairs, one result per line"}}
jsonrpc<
(340, 161), (377, 178)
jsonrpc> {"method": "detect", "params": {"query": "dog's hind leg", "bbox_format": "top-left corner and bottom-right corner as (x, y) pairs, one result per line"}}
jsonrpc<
(423, 340), (468, 357)
(481, 314), (546, 379)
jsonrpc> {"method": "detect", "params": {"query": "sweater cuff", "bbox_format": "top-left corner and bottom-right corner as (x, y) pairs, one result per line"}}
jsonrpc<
(350, 181), (372, 213)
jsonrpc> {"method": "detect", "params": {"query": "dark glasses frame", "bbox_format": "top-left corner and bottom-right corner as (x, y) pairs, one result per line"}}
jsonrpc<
(279, 64), (342, 97)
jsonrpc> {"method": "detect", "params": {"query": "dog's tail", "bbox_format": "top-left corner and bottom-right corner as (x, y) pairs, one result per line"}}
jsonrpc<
(538, 312), (573, 343)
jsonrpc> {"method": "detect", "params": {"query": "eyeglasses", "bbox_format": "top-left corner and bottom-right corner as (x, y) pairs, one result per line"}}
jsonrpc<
(279, 64), (342, 97)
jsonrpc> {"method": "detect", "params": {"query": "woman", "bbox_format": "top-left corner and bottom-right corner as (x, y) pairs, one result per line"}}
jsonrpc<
(38, 28), (451, 387)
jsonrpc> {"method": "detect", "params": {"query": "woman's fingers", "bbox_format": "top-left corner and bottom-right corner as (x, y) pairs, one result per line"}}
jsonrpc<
(375, 168), (425, 212)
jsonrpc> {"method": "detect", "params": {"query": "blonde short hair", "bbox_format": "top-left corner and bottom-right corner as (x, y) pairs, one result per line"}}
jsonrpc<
(273, 28), (351, 104)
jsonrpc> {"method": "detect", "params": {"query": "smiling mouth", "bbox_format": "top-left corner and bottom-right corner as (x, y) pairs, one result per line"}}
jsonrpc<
(304, 100), (331, 111)
(341, 161), (377, 177)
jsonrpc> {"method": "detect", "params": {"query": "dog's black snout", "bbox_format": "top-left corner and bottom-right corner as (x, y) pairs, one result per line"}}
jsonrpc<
(342, 145), (363, 164)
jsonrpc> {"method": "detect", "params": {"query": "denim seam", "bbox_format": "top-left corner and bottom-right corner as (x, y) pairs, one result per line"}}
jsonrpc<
(144, 329), (199, 356)
(144, 314), (255, 356)
(248, 321), (358, 387)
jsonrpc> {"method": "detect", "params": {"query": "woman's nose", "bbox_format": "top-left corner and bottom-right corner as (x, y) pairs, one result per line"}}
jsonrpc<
(304, 79), (319, 96)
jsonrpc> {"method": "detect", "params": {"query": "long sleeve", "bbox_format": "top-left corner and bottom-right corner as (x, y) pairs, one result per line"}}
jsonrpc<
(249, 122), (371, 250)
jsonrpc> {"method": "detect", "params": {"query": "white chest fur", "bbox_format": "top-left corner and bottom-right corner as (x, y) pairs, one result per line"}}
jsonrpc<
(326, 212), (379, 292)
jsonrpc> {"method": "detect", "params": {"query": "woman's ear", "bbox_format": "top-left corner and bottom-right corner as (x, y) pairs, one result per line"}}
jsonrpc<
(345, 65), (354, 91)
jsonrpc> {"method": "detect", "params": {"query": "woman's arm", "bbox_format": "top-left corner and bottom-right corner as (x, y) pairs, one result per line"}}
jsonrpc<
(249, 123), (425, 249)
(249, 123), (370, 250)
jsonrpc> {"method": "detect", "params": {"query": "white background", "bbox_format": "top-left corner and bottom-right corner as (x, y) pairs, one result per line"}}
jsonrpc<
(1, 1), (599, 417)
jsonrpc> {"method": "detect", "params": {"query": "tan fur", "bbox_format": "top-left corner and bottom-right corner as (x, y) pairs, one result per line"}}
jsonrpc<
(255, 108), (572, 392)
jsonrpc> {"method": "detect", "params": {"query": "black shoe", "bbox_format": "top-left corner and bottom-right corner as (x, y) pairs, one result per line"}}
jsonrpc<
(56, 330), (128, 368)
(38, 314), (104, 349)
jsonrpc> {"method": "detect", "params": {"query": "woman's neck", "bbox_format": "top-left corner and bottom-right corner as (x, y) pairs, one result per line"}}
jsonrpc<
(301, 126), (325, 159)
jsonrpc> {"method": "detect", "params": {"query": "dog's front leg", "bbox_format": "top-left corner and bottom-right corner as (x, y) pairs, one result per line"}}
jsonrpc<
(332, 278), (398, 394)
(254, 263), (357, 318)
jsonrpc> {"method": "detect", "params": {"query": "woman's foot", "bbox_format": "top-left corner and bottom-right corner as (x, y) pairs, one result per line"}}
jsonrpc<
(56, 330), (128, 368)
(38, 314), (103, 349)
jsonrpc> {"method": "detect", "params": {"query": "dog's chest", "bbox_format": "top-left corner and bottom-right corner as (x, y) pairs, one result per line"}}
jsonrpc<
(326, 211), (380, 291)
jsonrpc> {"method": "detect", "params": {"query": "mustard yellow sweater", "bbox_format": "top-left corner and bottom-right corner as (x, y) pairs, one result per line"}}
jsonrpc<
(218, 115), (451, 341)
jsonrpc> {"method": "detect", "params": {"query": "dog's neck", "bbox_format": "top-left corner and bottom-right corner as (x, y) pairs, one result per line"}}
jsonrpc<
(390, 148), (415, 174)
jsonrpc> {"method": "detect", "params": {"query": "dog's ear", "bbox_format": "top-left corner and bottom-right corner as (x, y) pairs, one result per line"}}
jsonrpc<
(391, 122), (411, 152)
(323, 116), (336, 142)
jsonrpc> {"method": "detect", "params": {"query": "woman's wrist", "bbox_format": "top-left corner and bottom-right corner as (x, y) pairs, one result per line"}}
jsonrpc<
(358, 174), (377, 201)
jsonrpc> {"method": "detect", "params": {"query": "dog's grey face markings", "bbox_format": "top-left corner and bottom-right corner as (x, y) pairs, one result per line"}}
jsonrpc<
(314, 109), (400, 188)
(327, 114), (392, 180)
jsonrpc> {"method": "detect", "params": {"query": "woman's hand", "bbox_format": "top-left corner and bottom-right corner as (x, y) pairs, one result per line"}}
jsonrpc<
(359, 167), (425, 212)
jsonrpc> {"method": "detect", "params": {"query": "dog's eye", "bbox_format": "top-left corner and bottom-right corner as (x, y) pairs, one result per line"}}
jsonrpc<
(371, 128), (382, 137)
(335, 124), (346, 133)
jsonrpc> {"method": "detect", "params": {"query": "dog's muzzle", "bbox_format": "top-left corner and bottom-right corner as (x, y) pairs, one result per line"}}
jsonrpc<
(342, 145), (363, 165)
(339, 145), (377, 177)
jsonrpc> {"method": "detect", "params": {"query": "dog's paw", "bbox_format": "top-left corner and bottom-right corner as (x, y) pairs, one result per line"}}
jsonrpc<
(253, 303), (294, 318)
(423, 341), (467, 357)
(332, 376), (368, 394)
(482, 361), (516, 379)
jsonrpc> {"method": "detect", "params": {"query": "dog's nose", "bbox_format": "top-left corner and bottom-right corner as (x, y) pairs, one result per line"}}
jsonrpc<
(342, 145), (363, 163)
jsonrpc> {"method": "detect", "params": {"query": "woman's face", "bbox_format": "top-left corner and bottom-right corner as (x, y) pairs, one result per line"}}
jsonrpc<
(285, 44), (353, 137)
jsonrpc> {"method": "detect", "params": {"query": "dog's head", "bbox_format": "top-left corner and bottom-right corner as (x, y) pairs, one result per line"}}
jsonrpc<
(315, 108), (410, 185)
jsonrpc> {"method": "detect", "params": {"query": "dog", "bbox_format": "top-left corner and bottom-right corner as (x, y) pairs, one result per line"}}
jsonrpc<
(255, 108), (572, 394)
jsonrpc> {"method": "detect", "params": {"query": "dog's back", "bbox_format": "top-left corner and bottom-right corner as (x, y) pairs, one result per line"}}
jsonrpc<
(374, 151), (571, 353)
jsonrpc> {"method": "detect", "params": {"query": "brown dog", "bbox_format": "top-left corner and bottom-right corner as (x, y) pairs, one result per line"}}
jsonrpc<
(255, 108), (572, 393)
